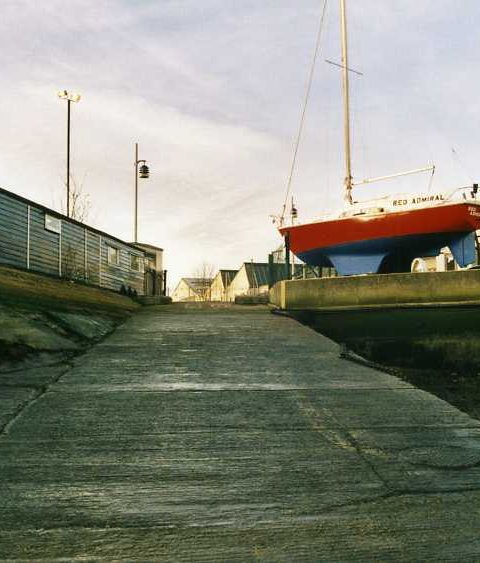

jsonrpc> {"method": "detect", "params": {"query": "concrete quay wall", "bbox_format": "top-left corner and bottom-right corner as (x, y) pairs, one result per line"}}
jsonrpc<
(270, 269), (480, 310)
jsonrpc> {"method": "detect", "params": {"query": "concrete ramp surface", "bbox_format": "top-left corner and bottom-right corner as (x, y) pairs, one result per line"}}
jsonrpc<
(1, 305), (480, 560)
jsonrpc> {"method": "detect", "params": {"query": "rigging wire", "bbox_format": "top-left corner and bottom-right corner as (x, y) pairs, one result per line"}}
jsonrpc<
(451, 147), (474, 184)
(280, 0), (329, 225)
(349, 9), (367, 193)
(427, 164), (435, 192)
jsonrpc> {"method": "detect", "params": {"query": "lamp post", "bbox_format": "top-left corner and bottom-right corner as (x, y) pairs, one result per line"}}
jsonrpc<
(57, 90), (81, 218)
(134, 142), (150, 243)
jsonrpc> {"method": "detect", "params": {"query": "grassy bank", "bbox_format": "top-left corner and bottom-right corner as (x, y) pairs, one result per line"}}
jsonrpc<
(0, 266), (139, 369)
(0, 266), (139, 317)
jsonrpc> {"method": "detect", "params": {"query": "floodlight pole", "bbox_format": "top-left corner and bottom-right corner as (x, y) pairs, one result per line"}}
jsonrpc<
(66, 99), (71, 218)
(134, 142), (139, 243)
(57, 90), (80, 218)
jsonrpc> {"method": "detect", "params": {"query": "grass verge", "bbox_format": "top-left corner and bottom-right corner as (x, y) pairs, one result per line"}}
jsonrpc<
(0, 265), (139, 318)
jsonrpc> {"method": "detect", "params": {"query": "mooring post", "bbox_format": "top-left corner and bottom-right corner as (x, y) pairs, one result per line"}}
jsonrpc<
(285, 233), (291, 280)
(268, 253), (275, 288)
(163, 270), (168, 296)
(476, 233), (480, 266)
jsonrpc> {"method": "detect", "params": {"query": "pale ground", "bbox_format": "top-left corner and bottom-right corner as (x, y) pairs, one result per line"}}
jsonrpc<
(1, 305), (480, 560)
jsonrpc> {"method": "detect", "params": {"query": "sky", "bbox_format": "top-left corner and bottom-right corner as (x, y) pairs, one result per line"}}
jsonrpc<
(1, 0), (480, 289)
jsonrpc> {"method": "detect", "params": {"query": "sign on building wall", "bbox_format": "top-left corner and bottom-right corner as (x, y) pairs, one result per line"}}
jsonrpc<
(45, 214), (61, 234)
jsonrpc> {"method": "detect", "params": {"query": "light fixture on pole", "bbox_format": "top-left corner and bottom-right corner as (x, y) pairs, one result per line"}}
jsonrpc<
(57, 90), (81, 218)
(134, 142), (150, 243)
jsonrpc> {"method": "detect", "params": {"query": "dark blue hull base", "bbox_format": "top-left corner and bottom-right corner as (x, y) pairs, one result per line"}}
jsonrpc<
(297, 231), (476, 276)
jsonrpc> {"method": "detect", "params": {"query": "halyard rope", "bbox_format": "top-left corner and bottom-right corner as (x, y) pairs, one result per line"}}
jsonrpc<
(280, 0), (329, 225)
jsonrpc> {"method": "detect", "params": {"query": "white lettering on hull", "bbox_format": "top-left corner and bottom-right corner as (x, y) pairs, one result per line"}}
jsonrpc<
(392, 194), (445, 207)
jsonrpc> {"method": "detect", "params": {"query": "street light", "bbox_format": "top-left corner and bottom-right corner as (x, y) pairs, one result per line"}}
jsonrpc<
(57, 90), (81, 218)
(134, 142), (150, 243)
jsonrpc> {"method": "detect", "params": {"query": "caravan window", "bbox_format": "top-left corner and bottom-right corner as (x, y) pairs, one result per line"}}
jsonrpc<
(130, 254), (142, 272)
(107, 245), (120, 265)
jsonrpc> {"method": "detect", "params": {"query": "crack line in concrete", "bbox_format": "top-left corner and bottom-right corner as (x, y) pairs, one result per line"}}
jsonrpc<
(295, 393), (395, 494)
(0, 363), (73, 438)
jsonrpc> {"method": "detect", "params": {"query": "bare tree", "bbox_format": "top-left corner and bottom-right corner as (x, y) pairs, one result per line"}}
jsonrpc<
(192, 261), (215, 301)
(60, 172), (91, 222)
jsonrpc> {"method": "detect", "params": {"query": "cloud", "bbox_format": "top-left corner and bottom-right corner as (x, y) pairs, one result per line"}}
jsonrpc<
(2, 1), (480, 287)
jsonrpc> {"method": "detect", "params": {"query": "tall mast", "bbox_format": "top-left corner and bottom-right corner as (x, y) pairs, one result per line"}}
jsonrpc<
(340, 0), (353, 204)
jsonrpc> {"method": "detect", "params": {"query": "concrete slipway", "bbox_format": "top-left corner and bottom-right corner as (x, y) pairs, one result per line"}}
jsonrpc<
(1, 305), (480, 560)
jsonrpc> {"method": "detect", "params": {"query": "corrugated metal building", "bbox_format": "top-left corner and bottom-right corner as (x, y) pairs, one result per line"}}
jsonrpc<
(0, 186), (154, 295)
(227, 262), (271, 301)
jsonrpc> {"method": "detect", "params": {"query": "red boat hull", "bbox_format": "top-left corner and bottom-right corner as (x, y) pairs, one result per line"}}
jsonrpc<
(279, 202), (480, 275)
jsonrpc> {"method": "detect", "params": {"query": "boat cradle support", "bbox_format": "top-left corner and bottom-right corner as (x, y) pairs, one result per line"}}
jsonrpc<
(297, 231), (478, 276)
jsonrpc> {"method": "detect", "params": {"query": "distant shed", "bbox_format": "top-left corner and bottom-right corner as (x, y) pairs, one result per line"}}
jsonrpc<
(133, 242), (166, 296)
(210, 269), (237, 301)
(0, 186), (148, 295)
(227, 262), (271, 301)
(172, 277), (213, 302)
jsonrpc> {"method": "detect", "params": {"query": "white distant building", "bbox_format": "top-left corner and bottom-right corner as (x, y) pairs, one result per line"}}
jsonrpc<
(171, 277), (212, 302)
(210, 270), (237, 301)
(227, 263), (270, 301)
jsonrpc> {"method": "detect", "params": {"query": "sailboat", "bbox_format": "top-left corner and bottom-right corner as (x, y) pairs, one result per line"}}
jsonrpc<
(278, 0), (480, 276)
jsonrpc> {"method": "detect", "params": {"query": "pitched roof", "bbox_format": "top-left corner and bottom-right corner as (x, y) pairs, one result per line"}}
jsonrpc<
(183, 277), (213, 293)
(132, 242), (164, 252)
(219, 269), (238, 287)
(0, 186), (145, 252)
(243, 262), (270, 288)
